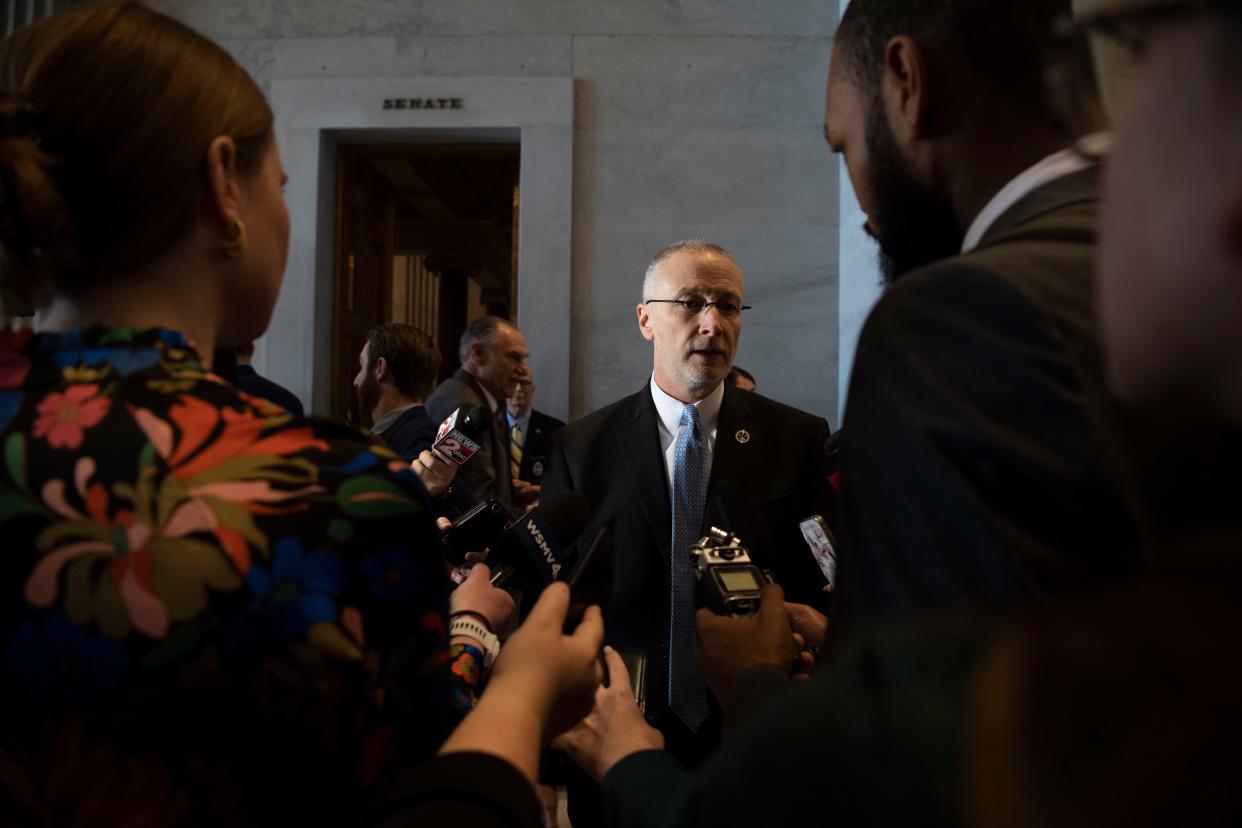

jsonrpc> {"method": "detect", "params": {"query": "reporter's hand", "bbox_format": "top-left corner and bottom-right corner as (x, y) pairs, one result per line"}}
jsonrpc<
(488, 583), (604, 738)
(552, 647), (664, 783)
(784, 601), (829, 654)
(694, 582), (797, 708)
(450, 563), (515, 633)
(411, 449), (456, 497)
(437, 583), (603, 786)
(512, 479), (540, 510)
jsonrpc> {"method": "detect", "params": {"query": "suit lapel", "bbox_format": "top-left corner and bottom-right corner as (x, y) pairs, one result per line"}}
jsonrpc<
(977, 165), (1100, 249)
(709, 385), (756, 516)
(616, 386), (674, 564)
(456, 369), (512, 502)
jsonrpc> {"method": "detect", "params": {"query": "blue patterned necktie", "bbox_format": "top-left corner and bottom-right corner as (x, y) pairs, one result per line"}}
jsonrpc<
(669, 402), (710, 731)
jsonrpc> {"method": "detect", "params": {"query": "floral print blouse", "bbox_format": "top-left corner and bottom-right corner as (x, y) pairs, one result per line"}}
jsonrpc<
(0, 327), (453, 824)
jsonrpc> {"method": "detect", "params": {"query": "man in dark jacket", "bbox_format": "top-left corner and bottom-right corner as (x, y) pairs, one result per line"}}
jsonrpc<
(823, 0), (1160, 630)
(235, 342), (303, 415)
(426, 316), (530, 511)
(505, 373), (565, 496)
(354, 323), (440, 463)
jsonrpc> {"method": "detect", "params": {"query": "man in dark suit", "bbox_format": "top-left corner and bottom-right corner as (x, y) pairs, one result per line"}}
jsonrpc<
(426, 316), (529, 512)
(235, 342), (303, 415)
(353, 323), (441, 463)
(505, 373), (564, 494)
(542, 241), (834, 822)
(821, 0), (1159, 631)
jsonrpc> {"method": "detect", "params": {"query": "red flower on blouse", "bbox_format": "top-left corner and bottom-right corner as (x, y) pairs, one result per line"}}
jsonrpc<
(33, 385), (112, 449)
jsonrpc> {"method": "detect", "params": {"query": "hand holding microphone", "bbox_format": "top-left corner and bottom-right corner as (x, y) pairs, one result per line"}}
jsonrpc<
(410, 404), (492, 497)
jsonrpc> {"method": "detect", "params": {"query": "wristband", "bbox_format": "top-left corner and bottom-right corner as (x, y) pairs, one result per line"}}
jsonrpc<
(449, 609), (493, 632)
(448, 615), (500, 668)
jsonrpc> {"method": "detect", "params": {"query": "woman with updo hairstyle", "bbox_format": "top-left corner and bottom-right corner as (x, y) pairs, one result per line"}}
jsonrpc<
(0, 3), (538, 823)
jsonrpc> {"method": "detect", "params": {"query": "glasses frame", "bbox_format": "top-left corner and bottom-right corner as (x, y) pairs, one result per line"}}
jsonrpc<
(642, 297), (752, 317)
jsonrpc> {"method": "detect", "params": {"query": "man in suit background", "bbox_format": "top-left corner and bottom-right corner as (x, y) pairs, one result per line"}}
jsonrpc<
(353, 323), (440, 463)
(824, 0), (1160, 631)
(505, 372), (565, 500)
(426, 316), (529, 512)
(542, 240), (834, 822)
(235, 341), (303, 415)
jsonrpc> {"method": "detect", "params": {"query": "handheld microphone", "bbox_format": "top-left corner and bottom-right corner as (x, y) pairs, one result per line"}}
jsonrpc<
(491, 492), (590, 588)
(431, 404), (491, 465)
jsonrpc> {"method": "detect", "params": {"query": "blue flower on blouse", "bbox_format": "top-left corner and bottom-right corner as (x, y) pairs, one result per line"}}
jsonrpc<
(0, 391), (20, 433)
(52, 347), (161, 376)
(360, 549), (424, 601)
(6, 610), (130, 707)
(157, 329), (189, 348)
(337, 451), (380, 475)
(245, 539), (346, 641)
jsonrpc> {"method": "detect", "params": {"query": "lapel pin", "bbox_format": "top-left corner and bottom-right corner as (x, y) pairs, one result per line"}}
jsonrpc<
(735, 429), (750, 444)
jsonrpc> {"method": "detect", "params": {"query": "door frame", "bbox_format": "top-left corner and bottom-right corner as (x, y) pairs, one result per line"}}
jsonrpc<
(264, 76), (574, 421)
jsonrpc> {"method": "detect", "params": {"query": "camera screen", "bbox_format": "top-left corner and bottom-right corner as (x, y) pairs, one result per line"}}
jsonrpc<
(719, 569), (760, 591)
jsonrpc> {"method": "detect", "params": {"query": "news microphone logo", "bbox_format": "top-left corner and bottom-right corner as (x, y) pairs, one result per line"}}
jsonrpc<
(432, 406), (486, 465)
(516, 510), (563, 581)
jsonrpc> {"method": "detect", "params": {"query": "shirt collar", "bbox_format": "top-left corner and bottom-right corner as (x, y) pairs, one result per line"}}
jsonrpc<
(506, 408), (532, 432)
(371, 402), (421, 436)
(649, 374), (724, 437)
(960, 132), (1110, 254)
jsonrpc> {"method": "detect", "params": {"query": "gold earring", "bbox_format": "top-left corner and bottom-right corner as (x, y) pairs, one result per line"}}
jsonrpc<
(221, 218), (248, 258)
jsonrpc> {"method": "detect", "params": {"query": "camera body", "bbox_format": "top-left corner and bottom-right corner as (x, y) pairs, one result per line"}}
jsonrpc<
(690, 527), (768, 616)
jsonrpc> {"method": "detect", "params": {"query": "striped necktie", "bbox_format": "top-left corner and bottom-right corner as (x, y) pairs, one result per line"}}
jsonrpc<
(509, 423), (524, 480)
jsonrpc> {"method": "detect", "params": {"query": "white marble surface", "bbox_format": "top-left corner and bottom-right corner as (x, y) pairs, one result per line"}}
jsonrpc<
(156, 0), (844, 424)
(834, 0), (883, 421)
(154, 0), (832, 38)
(571, 0), (834, 36)
(572, 35), (830, 131)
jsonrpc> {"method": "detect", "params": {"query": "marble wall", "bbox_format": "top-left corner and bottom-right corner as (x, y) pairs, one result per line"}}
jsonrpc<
(152, 0), (846, 424)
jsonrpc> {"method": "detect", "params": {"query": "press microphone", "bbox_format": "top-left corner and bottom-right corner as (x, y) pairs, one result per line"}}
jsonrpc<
(491, 492), (590, 589)
(431, 404), (492, 465)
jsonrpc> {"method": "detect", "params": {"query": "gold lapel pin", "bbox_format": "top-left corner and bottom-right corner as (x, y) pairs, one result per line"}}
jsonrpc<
(735, 429), (750, 444)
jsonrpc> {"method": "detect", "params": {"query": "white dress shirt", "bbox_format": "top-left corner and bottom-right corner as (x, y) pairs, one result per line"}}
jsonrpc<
(649, 374), (724, 492)
(960, 132), (1111, 254)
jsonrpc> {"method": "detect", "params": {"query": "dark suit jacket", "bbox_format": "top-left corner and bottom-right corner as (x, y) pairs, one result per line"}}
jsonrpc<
(235, 364), (304, 416)
(542, 382), (835, 727)
(377, 404), (437, 464)
(425, 369), (512, 510)
(835, 166), (1150, 629)
(509, 409), (565, 486)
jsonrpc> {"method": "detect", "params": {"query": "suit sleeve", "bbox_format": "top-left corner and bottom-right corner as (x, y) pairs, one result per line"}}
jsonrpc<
(601, 626), (982, 828)
(538, 431), (583, 568)
(835, 264), (1133, 628)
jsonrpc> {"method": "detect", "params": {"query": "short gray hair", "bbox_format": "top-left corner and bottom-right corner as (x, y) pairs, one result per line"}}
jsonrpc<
(641, 239), (737, 302)
(458, 315), (508, 364)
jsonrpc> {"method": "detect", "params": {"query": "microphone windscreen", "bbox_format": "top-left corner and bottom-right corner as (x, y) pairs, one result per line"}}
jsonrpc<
(501, 491), (592, 585)
(707, 478), (776, 566)
(460, 404), (493, 439)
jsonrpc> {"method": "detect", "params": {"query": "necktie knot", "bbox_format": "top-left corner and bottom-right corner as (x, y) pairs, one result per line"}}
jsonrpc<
(680, 403), (701, 438)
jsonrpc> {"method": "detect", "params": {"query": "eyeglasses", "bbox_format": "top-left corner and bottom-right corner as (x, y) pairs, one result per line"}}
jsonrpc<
(643, 297), (751, 318)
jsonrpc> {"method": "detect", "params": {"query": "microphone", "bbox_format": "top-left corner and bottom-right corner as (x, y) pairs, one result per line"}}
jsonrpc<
(431, 404), (491, 465)
(705, 478), (777, 573)
(497, 492), (591, 587)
